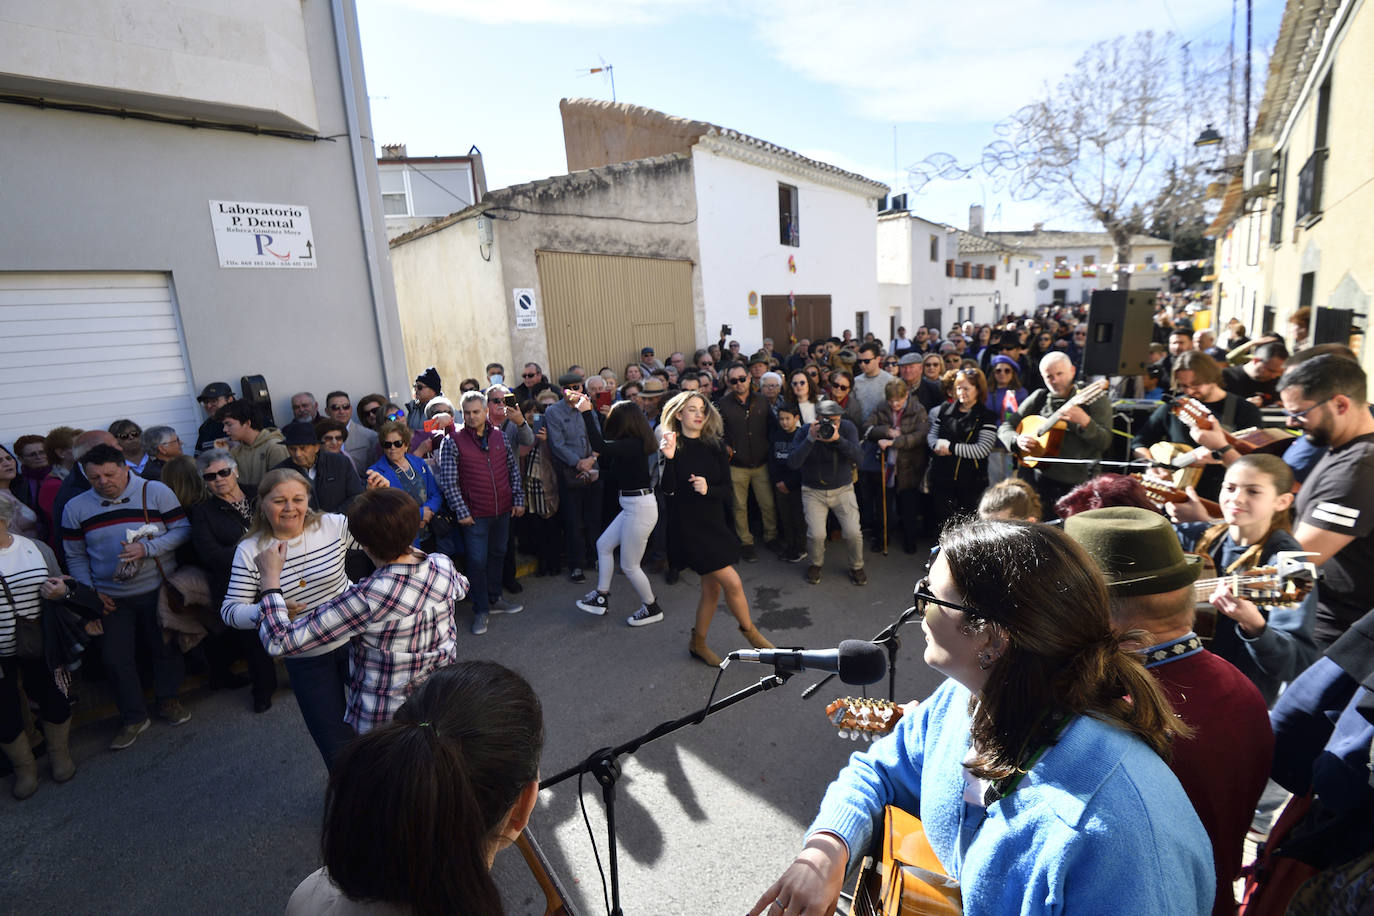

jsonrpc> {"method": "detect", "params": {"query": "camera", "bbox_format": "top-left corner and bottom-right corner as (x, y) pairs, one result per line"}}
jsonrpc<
(818, 417), (836, 438)
(721, 323), (732, 337)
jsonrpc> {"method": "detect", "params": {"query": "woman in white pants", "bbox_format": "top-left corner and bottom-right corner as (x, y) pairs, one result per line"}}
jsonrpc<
(573, 398), (665, 626)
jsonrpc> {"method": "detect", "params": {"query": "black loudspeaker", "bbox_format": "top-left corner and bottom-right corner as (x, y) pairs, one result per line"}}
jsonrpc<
(1083, 290), (1156, 377)
(240, 374), (276, 430)
(1313, 307), (1354, 345)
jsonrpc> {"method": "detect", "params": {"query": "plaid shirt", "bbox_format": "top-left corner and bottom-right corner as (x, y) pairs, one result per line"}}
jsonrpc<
(258, 553), (468, 733)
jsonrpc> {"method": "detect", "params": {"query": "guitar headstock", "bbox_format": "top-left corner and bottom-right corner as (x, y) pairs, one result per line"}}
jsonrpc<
(1079, 378), (1110, 405)
(1171, 397), (1215, 430)
(1136, 474), (1185, 504)
(826, 697), (904, 741)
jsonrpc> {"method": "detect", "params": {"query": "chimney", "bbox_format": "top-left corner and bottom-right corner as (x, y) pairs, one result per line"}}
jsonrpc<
(381, 143), (408, 159)
(969, 204), (983, 236)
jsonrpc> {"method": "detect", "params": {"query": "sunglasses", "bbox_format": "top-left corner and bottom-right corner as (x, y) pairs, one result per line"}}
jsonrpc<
(831, 383), (850, 391)
(328, 403), (349, 411)
(993, 367), (1013, 373)
(322, 435), (345, 443)
(791, 379), (809, 386)
(728, 376), (749, 384)
(118, 431), (142, 440)
(202, 467), (234, 481)
(362, 406), (380, 417)
(1283, 398), (1330, 422)
(914, 578), (984, 619)
(522, 372), (538, 378)
(858, 357), (876, 364)
(381, 440), (407, 449)
(699, 361), (714, 367)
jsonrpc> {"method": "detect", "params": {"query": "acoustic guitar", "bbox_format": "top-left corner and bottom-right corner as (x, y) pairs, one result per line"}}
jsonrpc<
(515, 829), (579, 916)
(1135, 474), (1223, 518)
(824, 701), (961, 916)
(1171, 399), (1298, 456)
(1189, 552), (1320, 644)
(1016, 379), (1110, 468)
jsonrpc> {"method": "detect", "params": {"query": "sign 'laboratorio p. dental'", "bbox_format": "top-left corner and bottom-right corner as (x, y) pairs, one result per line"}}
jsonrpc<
(208, 200), (317, 269)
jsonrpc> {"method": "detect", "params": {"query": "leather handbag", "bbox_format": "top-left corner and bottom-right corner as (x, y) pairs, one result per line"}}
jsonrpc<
(0, 570), (44, 659)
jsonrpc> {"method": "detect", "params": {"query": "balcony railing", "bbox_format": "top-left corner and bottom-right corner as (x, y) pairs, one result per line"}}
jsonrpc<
(1295, 149), (1326, 228)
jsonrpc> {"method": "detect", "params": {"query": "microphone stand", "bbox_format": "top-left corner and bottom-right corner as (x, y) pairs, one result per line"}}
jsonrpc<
(539, 668), (794, 916)
(800, 605), (921, 703)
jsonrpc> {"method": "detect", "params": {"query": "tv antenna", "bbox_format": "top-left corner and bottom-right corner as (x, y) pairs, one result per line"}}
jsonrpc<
(579, 58), (616, 102)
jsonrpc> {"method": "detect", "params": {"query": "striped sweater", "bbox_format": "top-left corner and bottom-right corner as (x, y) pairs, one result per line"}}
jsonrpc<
(1, 535), (60, 656)
(61, 475), (189, 596)
(222, 514), (356, 658)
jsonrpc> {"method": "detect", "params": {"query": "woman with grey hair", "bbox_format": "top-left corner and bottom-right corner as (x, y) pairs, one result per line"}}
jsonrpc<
(139, 426), (183, 482)
(188, 449), (274, 711)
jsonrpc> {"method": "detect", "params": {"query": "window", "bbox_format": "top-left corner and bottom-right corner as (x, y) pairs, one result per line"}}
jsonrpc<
(1015, 268), (1020, 287)
(778, 184), (799, 246)
(382, 193), (410, 216)
(945, 259), (954, 277)
(1270, 151), (1285, 247)
(1144, 255), (1155, 265)
(987, 266), (996, 281)
(973, 264), (984, 280)
(929, 234), (939, 261)
(1299, 272), (1316, 308)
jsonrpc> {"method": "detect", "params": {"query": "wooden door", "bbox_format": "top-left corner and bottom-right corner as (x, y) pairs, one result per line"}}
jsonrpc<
(761, 294), (832, 348)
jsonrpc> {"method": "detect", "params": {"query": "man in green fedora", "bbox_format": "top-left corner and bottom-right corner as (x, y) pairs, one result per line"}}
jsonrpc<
(1064, 506), (1272, 916)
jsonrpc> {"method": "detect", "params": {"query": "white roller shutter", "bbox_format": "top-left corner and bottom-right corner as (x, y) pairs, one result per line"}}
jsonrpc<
(0, 272), (200, 453)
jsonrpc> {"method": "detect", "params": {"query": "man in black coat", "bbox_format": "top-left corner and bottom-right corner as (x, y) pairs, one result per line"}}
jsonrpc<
(273, 421), (365, 512)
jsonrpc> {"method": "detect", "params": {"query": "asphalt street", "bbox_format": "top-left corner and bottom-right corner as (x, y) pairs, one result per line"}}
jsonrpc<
(4, 540), (945, 916)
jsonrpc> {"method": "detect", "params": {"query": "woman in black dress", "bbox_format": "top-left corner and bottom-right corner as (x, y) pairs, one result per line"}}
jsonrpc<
(658, 391), (773, 665)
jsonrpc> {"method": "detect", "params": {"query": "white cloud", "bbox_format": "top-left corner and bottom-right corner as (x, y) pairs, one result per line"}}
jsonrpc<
(745, 0), (1231, 122)
(374, 0), (704, 26)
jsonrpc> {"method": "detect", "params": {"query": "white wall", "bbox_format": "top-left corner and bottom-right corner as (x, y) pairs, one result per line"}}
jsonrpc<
(0, 0), (319, 131)
(693, 146), (880, 351)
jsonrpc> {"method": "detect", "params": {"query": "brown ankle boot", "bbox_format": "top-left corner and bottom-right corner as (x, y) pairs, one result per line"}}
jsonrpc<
(689, 629), (722, 666)
(44, 720), (76, 783)
(738, 623), (774, 650)
(2, 735), (38, 800)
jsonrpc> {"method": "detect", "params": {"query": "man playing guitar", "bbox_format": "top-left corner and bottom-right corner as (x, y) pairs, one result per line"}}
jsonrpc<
(997, 351), (1113, 518)
(1130, 350), (1262, 501)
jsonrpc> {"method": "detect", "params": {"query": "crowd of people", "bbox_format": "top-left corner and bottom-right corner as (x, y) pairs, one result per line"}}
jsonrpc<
(2, 297), (1371, 914)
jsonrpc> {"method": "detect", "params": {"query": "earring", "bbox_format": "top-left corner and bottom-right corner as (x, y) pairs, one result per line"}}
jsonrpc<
(978, 651), (995, 670)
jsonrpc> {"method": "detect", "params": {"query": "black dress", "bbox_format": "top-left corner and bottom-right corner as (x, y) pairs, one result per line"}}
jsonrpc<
(662, 436), (739, 575)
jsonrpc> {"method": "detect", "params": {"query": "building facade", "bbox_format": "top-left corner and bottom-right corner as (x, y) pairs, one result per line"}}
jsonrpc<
(389, 99), (887, 382)
(377, 144), (487, 241)
(987, 228), (1172, 306)
(1210, 0), (1371, 370)
(0, 0), (405, 449)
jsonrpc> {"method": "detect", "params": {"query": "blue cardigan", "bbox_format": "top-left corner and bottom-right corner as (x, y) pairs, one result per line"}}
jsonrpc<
(811, 680), (1214, 915)
(367, 456), (442, 543)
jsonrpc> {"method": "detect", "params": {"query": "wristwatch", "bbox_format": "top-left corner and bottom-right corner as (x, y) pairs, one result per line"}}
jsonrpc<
(1211, 445), (1236, 460)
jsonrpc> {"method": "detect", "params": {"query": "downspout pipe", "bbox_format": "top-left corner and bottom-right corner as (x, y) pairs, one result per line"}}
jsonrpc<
(331, 0), (402, 396)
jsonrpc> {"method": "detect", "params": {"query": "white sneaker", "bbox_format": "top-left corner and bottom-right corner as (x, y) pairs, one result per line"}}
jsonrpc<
(489, 598), (523, 615)
(627, 603), (663, 627)
(576, 590), (608, 615)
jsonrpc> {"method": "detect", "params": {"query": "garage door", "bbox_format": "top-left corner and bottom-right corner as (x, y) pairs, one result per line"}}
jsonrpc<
(536, 251), (695, 379)
(0, 272), (200, 454)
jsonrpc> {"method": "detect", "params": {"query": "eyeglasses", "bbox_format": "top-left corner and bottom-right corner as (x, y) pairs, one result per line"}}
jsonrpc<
(699, 360), (714, 367)
(381, 440), (407, 449)
(322, 435), (345, 444)
(791, 379), (809, 386)
(728, 376), (749, 384)
(858, 357), (876, 365)
(328, 403), (349, 411)
(1283, 398), (1331, 423)
(522, 372), (538, 378)
(362, 406), (380, 417)
(201, 467), (234, 481)
(831, 383), (850, 391)
(118, 431), (141, 440)
(914, 578), (984, 619)
(993, 367), (1013, 373)
(805, 370), (819, 378)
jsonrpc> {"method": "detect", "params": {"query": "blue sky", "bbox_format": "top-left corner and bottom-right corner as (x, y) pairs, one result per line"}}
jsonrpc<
(355, 0), (1285, 233)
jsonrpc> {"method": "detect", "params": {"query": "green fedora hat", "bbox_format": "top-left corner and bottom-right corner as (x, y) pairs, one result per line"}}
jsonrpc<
(1063, 506), (1203, 597)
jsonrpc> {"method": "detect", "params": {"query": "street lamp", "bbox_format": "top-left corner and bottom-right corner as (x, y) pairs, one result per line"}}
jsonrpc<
(1194, 124), (1223, 148)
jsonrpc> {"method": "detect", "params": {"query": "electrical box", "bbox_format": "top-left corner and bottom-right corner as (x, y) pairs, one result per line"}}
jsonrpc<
(1244, 148), (1273, 195)
(476, 213), (494, 247)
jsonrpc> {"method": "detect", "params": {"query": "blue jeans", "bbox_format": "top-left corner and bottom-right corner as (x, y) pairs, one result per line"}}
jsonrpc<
(461, 513), (511, 614)
(284, 648), (354, 771)
(103, 588), (184, 725)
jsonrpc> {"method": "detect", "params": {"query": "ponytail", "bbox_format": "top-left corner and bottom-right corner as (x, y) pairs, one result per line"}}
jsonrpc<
(319, 662), (543, 916)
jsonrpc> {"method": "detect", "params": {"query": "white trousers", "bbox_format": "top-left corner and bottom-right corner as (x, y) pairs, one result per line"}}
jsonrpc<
(596, 493), (659, 603)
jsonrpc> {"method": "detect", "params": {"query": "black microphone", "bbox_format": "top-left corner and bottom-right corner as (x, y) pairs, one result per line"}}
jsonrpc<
(727, 640), (887, 685)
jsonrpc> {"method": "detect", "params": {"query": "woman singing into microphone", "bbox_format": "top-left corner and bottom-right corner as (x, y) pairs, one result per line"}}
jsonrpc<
(751, 519), (1213, 916)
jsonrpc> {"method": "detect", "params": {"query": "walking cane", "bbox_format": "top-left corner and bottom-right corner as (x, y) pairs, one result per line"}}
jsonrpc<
(880, 444), (888, 555)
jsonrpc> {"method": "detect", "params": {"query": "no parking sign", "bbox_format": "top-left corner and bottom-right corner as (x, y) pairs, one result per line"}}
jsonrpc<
(514, 288), (537, 329)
